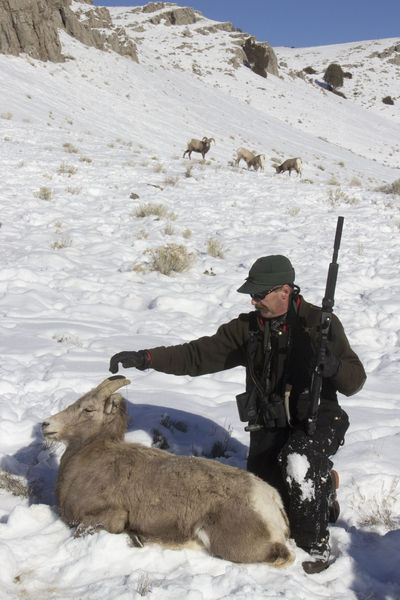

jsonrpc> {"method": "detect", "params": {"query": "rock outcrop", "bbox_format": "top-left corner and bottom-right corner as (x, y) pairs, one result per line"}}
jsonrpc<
(0, 0), (138, 62)
(242, 36), (279, 78)
(142, 2), (198, 26)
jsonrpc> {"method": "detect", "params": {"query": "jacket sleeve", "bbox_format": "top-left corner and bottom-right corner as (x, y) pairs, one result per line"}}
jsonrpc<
(329, 313), (366, 396)
(146, 315), (250, 377)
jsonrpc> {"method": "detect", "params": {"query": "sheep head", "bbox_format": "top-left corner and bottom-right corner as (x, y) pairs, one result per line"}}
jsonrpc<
(42, 375), (131, 445)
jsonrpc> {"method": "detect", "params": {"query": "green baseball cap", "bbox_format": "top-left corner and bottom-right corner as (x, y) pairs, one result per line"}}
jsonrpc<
(237, 255), (295, 294)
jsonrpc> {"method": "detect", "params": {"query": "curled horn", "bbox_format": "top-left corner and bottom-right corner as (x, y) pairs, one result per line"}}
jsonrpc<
(94, 376), (131, 402)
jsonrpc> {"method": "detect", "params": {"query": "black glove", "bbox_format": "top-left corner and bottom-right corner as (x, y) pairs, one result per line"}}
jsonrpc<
(320, 347), (340, 378)
(109, 350), (150, 374)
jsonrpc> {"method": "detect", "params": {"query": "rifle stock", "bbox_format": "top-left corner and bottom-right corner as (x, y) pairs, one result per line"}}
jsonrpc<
(306, 216), (344, 435)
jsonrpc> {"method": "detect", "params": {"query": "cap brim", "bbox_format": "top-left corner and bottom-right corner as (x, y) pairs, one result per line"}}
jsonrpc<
(237, 280), (266, 294)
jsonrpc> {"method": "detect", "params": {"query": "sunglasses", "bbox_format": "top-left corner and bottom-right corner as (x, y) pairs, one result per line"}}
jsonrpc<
(250, 285), (283, 302)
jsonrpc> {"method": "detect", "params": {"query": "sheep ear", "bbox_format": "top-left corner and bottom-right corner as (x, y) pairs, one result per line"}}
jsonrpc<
(104, 393), (123, 414)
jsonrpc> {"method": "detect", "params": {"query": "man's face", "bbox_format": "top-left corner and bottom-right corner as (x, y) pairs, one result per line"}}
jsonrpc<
(251, 284), (291, 319)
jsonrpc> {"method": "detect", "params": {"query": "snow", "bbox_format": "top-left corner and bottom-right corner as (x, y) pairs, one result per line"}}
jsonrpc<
(286, 454), (315, 502)
(0, 2), (399, 599)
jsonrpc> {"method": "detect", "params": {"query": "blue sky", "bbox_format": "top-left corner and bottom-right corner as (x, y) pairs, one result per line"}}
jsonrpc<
(93, 0), (400, 47)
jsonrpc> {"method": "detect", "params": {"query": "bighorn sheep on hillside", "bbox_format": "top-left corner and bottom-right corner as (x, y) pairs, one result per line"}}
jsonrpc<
(248, 153), (265, 172)
(235, 147), (265, 172)
(275, 158), (302, 177)
(235, 147), (255, 168)
(183, 137), (215, 159)
(42, 376), (294, 567)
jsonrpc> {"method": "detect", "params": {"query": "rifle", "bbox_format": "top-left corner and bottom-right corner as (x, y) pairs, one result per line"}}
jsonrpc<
(306, 216), (344, 436)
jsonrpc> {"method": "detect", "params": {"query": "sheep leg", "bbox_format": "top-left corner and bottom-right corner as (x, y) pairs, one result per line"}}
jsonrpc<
(127, 531), (145, 548)
(73, 508), (129, 537)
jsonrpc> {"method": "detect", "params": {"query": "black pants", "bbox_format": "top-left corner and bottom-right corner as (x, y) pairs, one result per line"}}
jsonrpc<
(247, 404), (349, 551)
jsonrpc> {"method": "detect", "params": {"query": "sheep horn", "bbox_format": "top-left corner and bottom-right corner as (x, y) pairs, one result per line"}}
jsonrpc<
(94, 376), (131, 401)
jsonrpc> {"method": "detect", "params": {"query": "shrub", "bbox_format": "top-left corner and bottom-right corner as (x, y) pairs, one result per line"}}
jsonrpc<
(51, 237), (72, 250)
(350, 478), (399, 530)
(164, 175), (180, 186)
(323, 63), (344, 90)
(146, 244), (195, 275)
(206, 237), (225, 259)
(288, 207), (300, 216)
(62, 142), (79, 153)
(382, 96), (394, 105)
(185, 164), (194, 178)
(328, 187), (359, 206)
(133, 203), (168, 219)
(328, 175), (340, 186)
(378, 178), (400, 195)
(163, 222), (175, 236)
(36, 187), (52, 200)
(58, 162), (77, 175)
(303, 66), (316, 75)
(0, 470), (31, 497)
(136, 572), (153, 597)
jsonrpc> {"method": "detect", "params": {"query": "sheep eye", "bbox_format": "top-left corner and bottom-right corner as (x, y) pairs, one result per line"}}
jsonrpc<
(83, 408), (95, 413)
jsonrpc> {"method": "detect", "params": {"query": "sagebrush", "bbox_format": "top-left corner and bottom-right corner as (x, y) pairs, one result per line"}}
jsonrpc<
(146, 244), (195, 275)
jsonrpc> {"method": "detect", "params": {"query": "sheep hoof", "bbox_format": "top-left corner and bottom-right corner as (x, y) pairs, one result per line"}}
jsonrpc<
(128, 532), (144, 548)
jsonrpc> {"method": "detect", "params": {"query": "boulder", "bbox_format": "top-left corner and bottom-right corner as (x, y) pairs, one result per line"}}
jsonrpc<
(242, 36), (278, 78)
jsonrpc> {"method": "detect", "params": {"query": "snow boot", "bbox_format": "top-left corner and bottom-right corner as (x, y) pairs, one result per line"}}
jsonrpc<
(302, 542), (331, 574)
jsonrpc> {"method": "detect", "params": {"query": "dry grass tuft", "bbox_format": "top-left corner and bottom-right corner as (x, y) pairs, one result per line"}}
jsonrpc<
(133, 203), (169, 219)
(377, 178), (400, 195)
(0, 470), (31, 498)
(146, 244), (195, 275)
(350, 478), (399, 530)
(206, 237), (225, 259)
(36, 187), (53, 200)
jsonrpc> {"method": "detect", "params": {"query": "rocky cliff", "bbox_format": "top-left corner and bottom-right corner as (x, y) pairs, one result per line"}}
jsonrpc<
(0, 0), (138, 62)
(0, 0), (278, 79)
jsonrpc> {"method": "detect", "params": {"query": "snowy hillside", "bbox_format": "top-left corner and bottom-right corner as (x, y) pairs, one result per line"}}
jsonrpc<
(0, 2), (399, 599)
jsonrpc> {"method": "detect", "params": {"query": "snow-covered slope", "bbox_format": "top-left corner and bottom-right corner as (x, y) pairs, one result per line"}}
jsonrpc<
(0, 3), (399, 599)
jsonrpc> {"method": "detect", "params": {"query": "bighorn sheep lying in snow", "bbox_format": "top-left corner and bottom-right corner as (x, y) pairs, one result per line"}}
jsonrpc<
(42, 376), (294, 567)
(183, 136), (215, 159)
(275, 158), (302, 177)
(235, 147), (265, 172)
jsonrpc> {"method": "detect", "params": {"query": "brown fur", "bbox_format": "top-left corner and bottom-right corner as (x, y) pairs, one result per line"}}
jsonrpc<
(248, 154), (265, 172)
(275, 157), (302, 177)
(183, 137), (215, 159)
(235, 148), (265, 172)
(235, 147), (255, 168)
(42, 377), (294, 567)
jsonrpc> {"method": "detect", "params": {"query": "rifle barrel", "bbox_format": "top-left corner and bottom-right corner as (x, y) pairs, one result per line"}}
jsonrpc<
(332, 216), (344, 263)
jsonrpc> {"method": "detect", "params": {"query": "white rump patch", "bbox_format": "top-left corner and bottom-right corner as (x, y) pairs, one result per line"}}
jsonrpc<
(285, 452), (314, 502)
(250, 475), (289, 541)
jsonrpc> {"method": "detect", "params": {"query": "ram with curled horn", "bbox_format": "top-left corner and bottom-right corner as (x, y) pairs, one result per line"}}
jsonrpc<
(183, 136), (215, 160)
(42, 376), (294, 567)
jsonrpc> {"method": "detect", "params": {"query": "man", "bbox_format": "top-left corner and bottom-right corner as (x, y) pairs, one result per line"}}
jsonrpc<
(109, 255), (366, 574)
